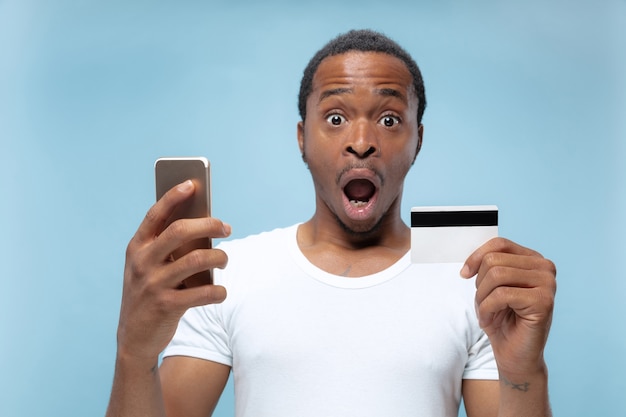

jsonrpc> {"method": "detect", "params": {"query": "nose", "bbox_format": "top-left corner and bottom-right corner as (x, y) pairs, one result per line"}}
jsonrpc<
(345, 120), (378, 159)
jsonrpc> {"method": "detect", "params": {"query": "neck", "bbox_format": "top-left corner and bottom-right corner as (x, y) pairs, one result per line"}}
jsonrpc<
(297, 210), (410, 277)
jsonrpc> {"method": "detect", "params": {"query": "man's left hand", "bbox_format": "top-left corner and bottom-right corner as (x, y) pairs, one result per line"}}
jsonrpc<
(461, 238), (557, 377)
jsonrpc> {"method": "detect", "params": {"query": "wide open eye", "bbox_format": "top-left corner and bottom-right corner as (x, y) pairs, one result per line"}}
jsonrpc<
(379, 115), (401, 127)
(326, 114), (346, 126)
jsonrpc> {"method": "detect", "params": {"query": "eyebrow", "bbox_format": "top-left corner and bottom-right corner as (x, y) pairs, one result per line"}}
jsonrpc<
(317, 87), (408, 104)
(318, 87), (353, 103)
(375, 88), (408, 104)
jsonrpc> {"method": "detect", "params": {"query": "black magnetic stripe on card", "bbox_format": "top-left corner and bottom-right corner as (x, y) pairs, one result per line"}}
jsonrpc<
(411, 210), (498, 227)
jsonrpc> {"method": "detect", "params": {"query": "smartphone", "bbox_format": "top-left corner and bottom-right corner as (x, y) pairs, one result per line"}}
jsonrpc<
(155, 157), (212, 287)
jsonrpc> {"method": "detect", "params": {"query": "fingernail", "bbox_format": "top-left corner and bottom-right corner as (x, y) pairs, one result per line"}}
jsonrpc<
(177, 180), (193, 192)
(222, 223), (232, 236)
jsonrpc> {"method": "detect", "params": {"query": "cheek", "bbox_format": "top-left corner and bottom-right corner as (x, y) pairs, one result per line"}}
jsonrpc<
(396, 136), (420, 167)
(384, 147), (417, 183)
(387, 160), (412, 185)
(302, 133), (336, 170)
(303, 151), (340, 195)
(307, 157), (335, 185)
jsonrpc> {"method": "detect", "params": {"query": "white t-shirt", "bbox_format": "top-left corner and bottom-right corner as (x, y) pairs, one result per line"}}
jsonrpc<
(163, 224), (498, 417)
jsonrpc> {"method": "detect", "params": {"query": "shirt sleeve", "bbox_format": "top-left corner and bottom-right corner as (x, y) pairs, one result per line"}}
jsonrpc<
(463, 329), (499, 380)
(162, 301), (233, 367)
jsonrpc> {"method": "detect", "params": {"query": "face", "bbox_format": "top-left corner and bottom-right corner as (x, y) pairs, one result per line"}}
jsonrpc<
(298, 51), (423, 236)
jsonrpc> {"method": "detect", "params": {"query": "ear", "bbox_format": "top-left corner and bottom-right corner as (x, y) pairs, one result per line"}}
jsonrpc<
(297, 121), (306, 161)
(412, 124), (424, 164)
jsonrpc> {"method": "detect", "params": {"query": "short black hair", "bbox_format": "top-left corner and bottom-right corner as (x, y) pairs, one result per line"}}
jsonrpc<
(298, 29), (426, 125)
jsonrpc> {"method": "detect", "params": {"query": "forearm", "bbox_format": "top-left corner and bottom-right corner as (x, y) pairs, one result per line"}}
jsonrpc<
(105, 349), (167, 417)
(497, 363), (552, 417)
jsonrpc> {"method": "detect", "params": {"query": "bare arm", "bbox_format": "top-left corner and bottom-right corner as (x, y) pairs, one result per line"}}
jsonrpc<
(106, 350), (166, 417)
(461, 238), (556, 417)
(463, 376), (550, 417)
(463, 379), (498, 417)
(161, 357), (231, 417)
(106, 180), (230, 417)
(106, 351), (231, 417)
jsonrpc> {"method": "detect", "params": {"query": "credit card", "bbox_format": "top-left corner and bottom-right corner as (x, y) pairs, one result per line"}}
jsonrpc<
(410, 205), (498, 263)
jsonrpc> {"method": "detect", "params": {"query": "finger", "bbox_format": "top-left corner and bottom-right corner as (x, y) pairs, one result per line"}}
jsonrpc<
(460, 237), (541, 278)
(474, 263), (557, 307)
(150, 217), (231, 265)
(474, 251), (554, 289)
(132, 180), (196, 246)
(153, 285), (228, 321)
(476, 285), (554, 329)
(176, 284), (228, 307)
(158, 248), (229, 289)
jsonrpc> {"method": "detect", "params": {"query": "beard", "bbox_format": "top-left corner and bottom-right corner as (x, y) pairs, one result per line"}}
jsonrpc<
(332, 210), (386, 243)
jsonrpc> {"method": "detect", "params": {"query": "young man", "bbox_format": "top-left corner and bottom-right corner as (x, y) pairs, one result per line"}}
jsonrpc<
(106, 30), (556, 417)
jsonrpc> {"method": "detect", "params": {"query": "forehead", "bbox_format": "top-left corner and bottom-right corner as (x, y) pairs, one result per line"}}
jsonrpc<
(311, 51), (415, 97)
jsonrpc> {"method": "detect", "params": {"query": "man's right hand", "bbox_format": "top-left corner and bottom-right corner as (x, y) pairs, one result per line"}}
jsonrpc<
(116, 179), (230, 365)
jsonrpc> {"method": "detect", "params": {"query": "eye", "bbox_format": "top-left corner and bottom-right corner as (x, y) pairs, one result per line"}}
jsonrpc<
(379, 115), (401, 127)
(326, 114), (346, 126)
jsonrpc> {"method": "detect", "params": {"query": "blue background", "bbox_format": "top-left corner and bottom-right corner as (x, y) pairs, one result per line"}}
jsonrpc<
(1, 0), (624, 416)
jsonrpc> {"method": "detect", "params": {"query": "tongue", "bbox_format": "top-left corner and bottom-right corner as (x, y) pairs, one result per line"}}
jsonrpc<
(344, 179), (375, 202)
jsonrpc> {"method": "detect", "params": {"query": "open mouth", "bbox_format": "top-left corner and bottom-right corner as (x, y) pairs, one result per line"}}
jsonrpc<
(344, 179), (376, 207)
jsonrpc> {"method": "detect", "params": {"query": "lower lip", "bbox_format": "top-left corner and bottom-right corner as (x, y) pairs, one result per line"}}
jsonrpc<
(342, 192), (378, 221)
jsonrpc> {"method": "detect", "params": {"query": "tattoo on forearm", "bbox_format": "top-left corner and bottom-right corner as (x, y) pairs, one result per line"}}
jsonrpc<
(502, 376), (530, 392)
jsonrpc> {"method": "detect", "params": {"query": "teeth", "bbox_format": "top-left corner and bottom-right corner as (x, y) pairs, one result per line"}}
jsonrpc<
(350, 200), (368, 207)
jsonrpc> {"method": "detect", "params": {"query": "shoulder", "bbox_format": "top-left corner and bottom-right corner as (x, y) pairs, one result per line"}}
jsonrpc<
(217, 223), (299, 253)
(212, 224), (300, 288)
